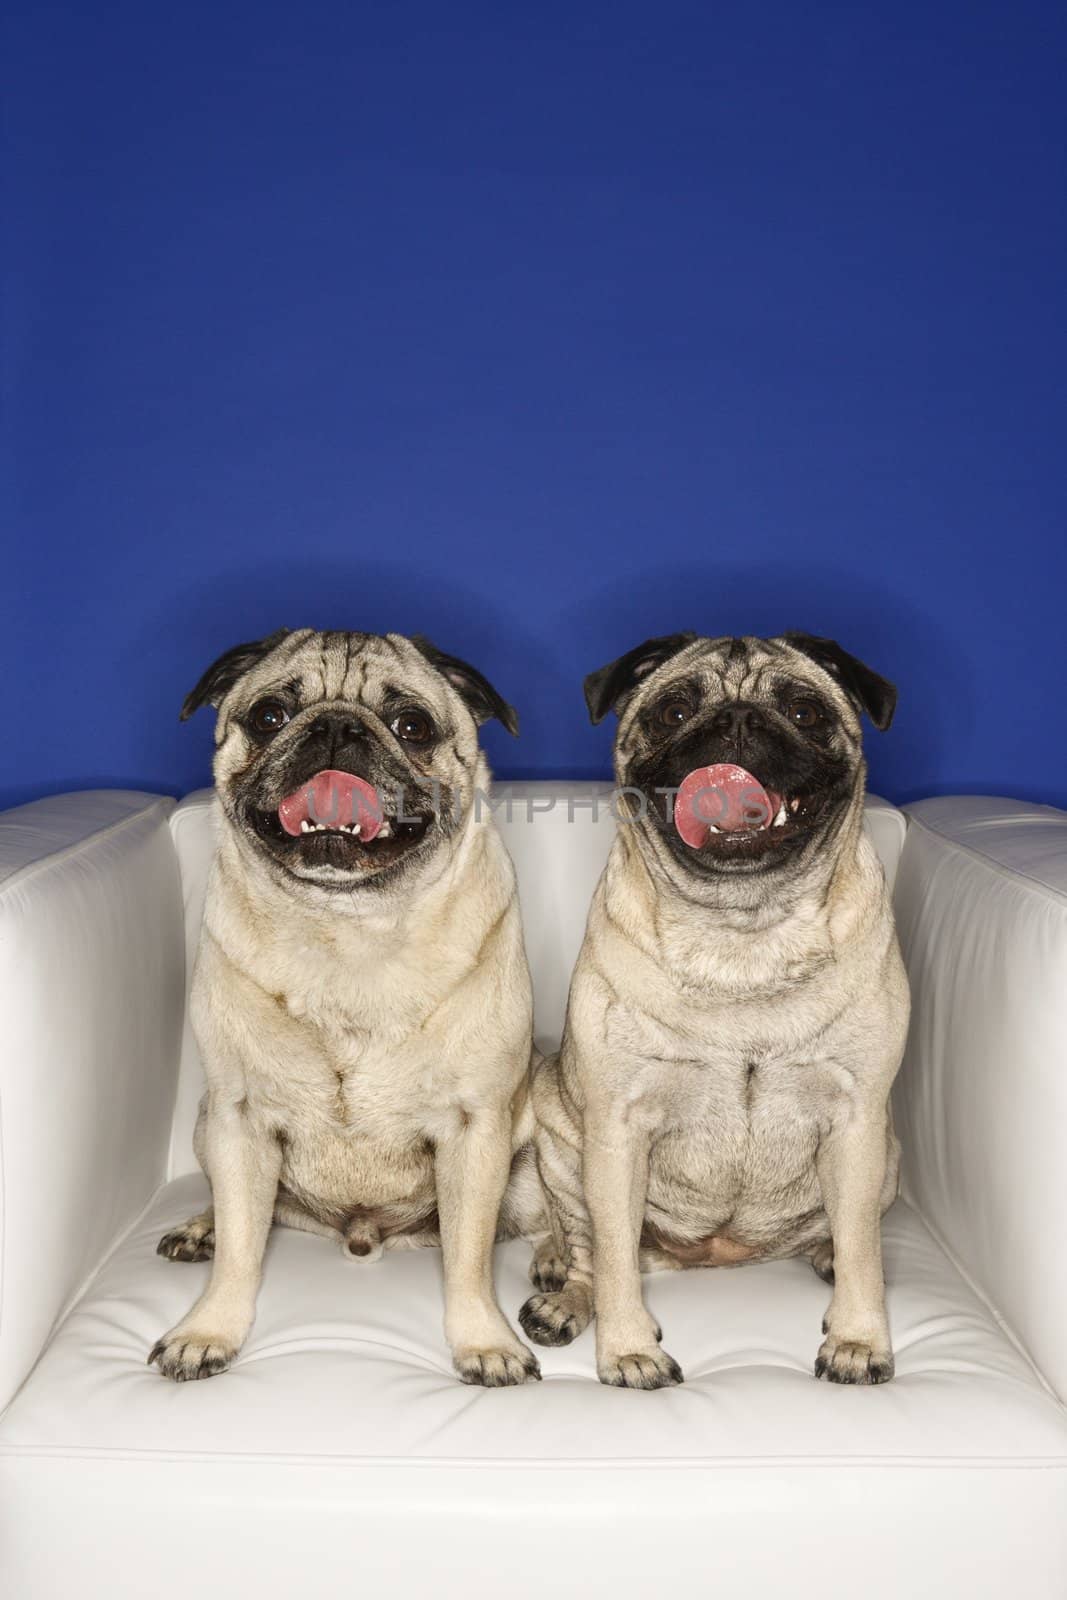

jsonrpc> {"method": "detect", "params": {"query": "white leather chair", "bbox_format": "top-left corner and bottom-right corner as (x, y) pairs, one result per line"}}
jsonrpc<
(1, 783), (1064, 1598)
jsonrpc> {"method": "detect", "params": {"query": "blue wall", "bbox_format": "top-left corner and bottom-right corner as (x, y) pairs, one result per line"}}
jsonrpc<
(5, 2), (1065, 810)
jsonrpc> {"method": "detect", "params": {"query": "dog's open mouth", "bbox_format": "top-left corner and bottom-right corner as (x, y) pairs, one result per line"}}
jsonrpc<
(248, 768), (434, 872)
(279, 770), (385, 842)
(672, 764), (820, 856)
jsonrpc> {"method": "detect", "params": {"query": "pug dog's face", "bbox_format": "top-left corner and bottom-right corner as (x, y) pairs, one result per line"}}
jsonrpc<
(182, 629), (517, 892)
(585, 632), (896, 883)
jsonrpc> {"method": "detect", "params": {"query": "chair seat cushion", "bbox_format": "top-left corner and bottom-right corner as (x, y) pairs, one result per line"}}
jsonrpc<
(1, 1174), (1064, 1599)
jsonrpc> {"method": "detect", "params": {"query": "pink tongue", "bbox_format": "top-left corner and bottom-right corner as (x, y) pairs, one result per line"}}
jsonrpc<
(675, 764), (781, 848)
(277, 770), (383, 841)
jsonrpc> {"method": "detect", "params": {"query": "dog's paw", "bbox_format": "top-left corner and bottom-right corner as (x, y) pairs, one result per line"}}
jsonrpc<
(156, 1217), (215, 1263)
(598, 1347), (684, 1390)
(518, 1289), (591, 1347)
(148, 1332), (237, 1382)
(810, 1240), (835, 1285)
(528, 1250), (568, 1294)
(815, 1333), (894, 1385)
(453, 1344), (541, 1387)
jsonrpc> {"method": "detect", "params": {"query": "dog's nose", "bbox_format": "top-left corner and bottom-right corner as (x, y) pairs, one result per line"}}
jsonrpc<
(310, 714), (364, 740)
(307, 712), (372, 763)
(711, 704), (764, 740)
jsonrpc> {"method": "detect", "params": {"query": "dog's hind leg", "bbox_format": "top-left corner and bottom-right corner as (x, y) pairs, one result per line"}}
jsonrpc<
(515, 1149), (569, 1292)
(158, 1097), (219, 1261)
(496, 1130), (567, 1287)
(518, 1059), (595, 1348)
(518, 1167), (594, 1346)
(810, 1239), (835, 1284)
(529, 1232), (569, 1293)
(157, 1208), (216, 1263)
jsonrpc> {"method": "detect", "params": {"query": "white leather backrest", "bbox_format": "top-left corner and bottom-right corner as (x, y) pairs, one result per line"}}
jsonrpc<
(167, 784), (906, 1176)
(892, 795), (1067, 1400)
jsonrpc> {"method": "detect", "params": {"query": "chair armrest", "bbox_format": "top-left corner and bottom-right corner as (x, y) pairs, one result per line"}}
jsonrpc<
(0, 792), (184, 1409)
(892, 796), (1067, 1399)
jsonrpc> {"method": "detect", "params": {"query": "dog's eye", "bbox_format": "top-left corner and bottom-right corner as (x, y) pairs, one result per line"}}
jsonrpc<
(787, 700), (821, 729)
(391, 709), (435, 746)
(658, 699), (694, 728)
(248, 700), (291, 737)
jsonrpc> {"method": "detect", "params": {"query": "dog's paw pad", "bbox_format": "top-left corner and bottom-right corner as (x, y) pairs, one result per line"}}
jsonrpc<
(598, 1348), (684, 1390)
(148, 1333), (237, 1382)
(156, 1222), (215, 1263)
(815, 1335), (894, 1386)
(453, 1346), (541, 1387)
(518, 1291), (589, 1348)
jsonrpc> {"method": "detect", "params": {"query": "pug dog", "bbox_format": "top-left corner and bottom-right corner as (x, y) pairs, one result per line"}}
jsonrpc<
(149, 628), (546, 1387)
(520, 633), (909, 1389)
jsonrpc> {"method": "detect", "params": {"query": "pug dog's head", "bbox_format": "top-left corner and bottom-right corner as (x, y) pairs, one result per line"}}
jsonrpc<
(182, 629), (517, 893)
(585, 632), (895, 893)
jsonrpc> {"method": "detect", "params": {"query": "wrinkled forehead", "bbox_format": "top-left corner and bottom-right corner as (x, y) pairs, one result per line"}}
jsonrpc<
(644, 636), (852, 711)
(231, 631), (446, 712)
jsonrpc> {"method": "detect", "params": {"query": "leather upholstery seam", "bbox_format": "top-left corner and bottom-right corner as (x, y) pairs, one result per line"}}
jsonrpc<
(898, 1188), (1066, 1411)
(0, 1447), (1064, 1468)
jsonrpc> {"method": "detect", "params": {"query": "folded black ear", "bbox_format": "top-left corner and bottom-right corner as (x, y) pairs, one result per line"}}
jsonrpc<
(781, 633), (897, 731)
(412, 636), (519, 736)
(583, 632), (698, 725)
(180, 629), (291, 721)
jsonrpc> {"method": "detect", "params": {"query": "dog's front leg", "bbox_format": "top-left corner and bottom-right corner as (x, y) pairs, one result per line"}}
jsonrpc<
(585, 1116), (683, 1389)
(435, 1106), (541, 1386)
(149, 1101), (281, 1381)
(814, 1106), (894, 1385)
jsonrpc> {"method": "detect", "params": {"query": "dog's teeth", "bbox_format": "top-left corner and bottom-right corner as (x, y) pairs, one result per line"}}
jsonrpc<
(378, 821), (391, 838)
(707, 824), (721, 835)
(353, 823), (361, 836)
(300, 820), (310, 834)
(789, 797), (800, 813)
(774, 802), (787, 827)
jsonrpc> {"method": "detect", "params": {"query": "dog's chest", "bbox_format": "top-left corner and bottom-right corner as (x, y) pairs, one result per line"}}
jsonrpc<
(272, 999), (440, 1134)
(264, 1017), (442, 1210)
(248, 926), (470, 1119)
